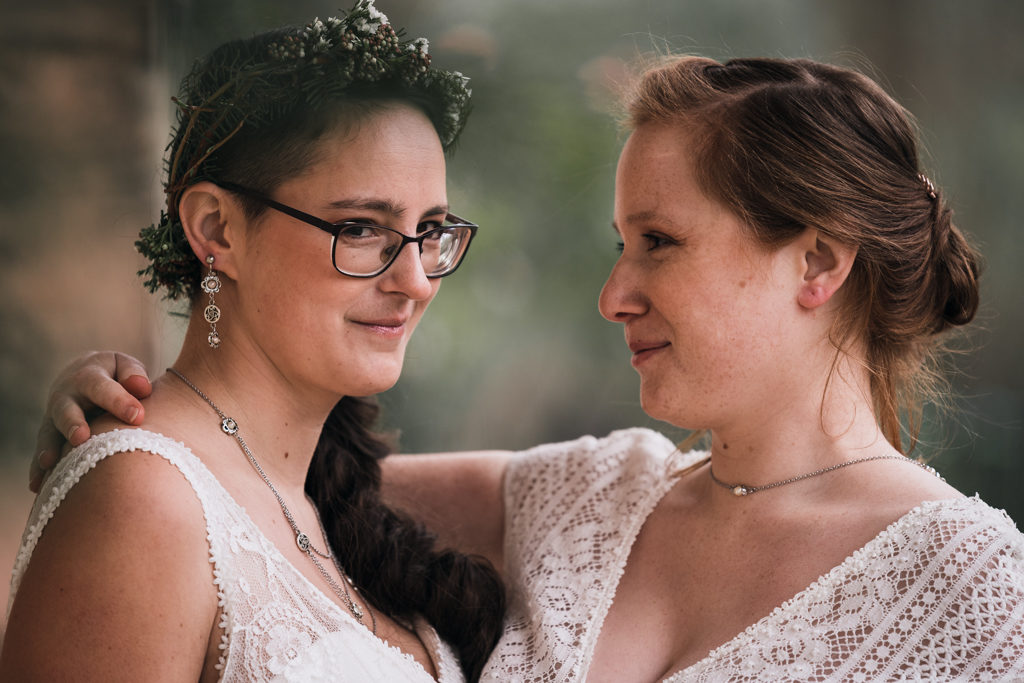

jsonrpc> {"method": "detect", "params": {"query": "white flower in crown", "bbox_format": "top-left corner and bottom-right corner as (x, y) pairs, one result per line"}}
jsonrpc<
(412, 37), (429, 56)
(352, 0), (388, 34)
(303, 17), (326, 40)
(311, 36), (330, 54)
(365, 1), (388, 24)
(355, 18), (380, 34)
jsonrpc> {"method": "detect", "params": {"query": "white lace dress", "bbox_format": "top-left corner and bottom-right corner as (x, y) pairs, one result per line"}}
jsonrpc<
(483, 428), (1024, 682)
(8, 429), (462, 683)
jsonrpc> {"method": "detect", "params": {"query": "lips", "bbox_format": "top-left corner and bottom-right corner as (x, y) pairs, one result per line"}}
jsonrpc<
(351, 316), (410, 339)
(627, 338), (670, 366)
(628, 340), (669, 354)
(355, 317), (408, 327)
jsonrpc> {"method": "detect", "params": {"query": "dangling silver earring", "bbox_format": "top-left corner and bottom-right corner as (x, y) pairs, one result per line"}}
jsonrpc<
(201, 254), (222, 348)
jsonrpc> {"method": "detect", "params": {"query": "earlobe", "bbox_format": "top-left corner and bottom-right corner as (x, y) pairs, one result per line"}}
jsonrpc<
(178, 182), (241, 280)
(796, 229), (857, 310)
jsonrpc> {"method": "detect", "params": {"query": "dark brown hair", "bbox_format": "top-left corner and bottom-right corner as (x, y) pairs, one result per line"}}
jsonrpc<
(185, 29), (503, 682)
(625, 56), (980, 452)
(307, 398), (505, 681)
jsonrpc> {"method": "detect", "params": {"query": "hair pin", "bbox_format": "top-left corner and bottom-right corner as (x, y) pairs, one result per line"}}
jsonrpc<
(918, 173), (937, 201)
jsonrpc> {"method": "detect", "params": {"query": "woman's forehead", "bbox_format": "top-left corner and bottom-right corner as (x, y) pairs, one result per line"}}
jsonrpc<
(286, 108), (448, 206)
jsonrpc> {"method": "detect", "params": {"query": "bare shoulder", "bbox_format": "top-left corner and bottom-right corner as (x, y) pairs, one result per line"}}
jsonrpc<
(1, 443), (217, 680)
(382, 450), (512, 570)
(860, 456), (965, 514)
(809, 455), (968, 546)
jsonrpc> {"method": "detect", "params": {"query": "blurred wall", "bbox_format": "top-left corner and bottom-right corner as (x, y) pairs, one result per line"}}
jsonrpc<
(0, 0), (163, 634)
(2, 0), (1022, 633)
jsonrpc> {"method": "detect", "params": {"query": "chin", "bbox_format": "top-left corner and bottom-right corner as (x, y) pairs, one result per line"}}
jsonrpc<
(344, 373), (400, 397)
(639, 389), (670, 423)
(639, 383), (693, 429)
(351, 361), (405, 396)
(310, 363), (401, 400)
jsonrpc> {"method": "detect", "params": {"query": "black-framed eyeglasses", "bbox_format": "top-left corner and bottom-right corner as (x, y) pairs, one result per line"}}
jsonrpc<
(215, 180), (478, 278)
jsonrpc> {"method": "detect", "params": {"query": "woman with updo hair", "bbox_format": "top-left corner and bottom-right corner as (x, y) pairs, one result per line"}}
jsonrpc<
(29, 56), (1024, 681)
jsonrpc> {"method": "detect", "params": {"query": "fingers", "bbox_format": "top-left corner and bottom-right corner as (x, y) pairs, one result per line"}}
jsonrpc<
(29, 350), (152, 492)
(49, 390), (91, 447)
(29, 454), (46, 494)
(29, 427), (80, 493)
(114, 352), (153, 401)
(69, 355), (145, 426)
(35, 420), (65, 470)
(31, 419), (68, 492)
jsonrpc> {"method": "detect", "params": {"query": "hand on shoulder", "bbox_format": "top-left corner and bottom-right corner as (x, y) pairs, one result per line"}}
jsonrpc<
(30, 351), (151, 493)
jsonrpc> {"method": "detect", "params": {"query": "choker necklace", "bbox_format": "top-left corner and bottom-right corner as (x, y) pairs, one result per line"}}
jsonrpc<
(168, 368), (377, 634)
(709, 454), (941, 497)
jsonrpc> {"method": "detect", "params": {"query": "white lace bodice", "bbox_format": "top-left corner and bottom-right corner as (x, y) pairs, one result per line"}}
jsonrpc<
(8, 429), (462, 683)
(484, 428), (1024, 682)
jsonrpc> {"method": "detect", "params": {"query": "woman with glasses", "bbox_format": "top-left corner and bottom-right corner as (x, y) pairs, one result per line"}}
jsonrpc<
(23, 56), (1024, 683)
(1, 4), (503, 681)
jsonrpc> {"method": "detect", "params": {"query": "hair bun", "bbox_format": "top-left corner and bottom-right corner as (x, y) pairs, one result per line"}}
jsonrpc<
(929, 204), (981, 333)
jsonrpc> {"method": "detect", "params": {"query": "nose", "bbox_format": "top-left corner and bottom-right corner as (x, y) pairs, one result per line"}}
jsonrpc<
(598, 258), (647, 323)
(380, 240), (434, 301)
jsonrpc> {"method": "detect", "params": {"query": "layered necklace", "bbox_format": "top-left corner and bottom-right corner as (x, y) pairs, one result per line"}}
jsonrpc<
(709, 453), (942, 497)
(168, 368), (377, 634)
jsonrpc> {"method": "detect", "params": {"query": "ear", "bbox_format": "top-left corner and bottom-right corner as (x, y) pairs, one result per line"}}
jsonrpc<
(795, 228), (858, 310)
(178, 182), (245, 281)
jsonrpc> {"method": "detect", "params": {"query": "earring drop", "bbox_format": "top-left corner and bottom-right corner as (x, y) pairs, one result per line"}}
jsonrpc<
(201, 254), (222, 348)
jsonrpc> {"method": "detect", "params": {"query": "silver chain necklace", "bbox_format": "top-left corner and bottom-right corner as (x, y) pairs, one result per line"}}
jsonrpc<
(168, 368), (377, 634)
(709, 453), (942, 497)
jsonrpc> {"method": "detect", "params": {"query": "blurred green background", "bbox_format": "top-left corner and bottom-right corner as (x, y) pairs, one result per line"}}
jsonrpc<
(2, 0), (1022, 623)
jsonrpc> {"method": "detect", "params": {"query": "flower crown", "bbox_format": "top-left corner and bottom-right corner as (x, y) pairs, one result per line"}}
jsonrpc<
(136, 0), (472, 301)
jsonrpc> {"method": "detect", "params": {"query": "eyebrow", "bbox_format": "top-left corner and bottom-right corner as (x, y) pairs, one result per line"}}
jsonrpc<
(325, 198), (449, 220)
(611, 210), (681, 234)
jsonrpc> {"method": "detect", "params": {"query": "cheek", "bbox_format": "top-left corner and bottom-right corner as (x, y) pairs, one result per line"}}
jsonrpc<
(248, 231), (336, 293)
(411, 281), (442, 318)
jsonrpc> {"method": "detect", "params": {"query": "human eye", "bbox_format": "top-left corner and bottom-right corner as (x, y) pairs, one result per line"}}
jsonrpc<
(643, 232), (676, 251)
(337, 223), (385, 242)
(616, 231), (674, 254)
(416, 220), (444, 236)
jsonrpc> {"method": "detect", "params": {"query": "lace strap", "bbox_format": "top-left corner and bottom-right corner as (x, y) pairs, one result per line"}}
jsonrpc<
(493, 428), (690, 683)
(8, 429), (232, 616)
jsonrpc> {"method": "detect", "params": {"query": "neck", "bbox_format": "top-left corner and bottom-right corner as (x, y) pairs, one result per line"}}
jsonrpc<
(706, 352), (897, 496)
(167, 313), (341, 492)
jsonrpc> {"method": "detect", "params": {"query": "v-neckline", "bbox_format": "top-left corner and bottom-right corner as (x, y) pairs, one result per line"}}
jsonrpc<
(107, 429), (447, 682)
(577, 450), (706, 681)
(656, 497), (965, 682)
(577, 447), (964, 683)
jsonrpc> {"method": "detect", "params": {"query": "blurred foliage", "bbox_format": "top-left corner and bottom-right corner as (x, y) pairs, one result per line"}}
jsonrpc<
(1, 0), (1021, 525)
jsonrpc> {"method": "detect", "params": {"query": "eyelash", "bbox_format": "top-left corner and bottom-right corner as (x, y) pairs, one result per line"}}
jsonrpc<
(336, 218), (444, 232)
(644, 234), (673, 250)
(616, 233), (676, 253)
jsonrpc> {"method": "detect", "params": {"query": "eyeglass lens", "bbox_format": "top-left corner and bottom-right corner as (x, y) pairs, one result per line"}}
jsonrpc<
(334, 225), (473, 276)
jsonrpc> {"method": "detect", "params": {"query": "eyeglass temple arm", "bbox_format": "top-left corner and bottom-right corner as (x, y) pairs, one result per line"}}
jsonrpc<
(214, 180), (337, 234)
(218, 179), (474, 231)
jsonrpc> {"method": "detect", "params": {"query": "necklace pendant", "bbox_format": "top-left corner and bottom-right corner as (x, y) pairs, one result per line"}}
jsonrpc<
(221, 417), (239, 435)
(296, 532), (310, 552)
(733, 485), (749, 496)
(351, 602), (364, 619)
